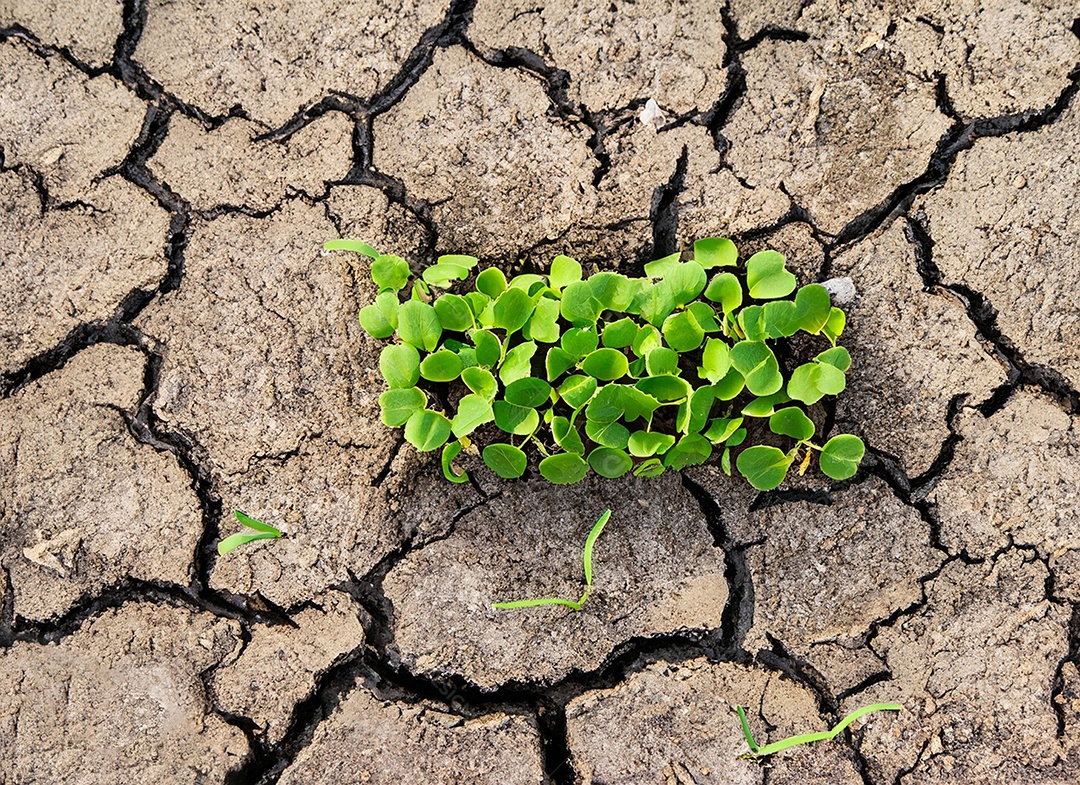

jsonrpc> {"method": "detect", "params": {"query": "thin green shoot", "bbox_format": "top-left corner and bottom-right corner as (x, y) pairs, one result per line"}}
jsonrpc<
(217, 510), (283, 556)
(492, 509), (611, 611)
(735, 703), (902, 758)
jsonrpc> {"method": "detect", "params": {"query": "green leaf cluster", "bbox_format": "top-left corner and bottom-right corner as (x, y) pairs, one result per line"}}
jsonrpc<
(327, 238), (865, 490)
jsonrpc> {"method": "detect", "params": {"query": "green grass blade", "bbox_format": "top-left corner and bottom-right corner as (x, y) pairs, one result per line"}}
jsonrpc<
(217, 531), (277, 556)
(745, 703), (902, 758)
(234, 510), (282, 535)
(582, 509), (611, 587)
(492, 597), (584, 611)
(323, 239), (379, 258)
(735, 705), (759, 753)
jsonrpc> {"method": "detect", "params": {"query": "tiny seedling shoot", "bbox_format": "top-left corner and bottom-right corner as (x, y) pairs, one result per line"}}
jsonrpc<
(492, 509), (611, 611)
(735, 703), (901, 759)
(217, 510), (283, 555)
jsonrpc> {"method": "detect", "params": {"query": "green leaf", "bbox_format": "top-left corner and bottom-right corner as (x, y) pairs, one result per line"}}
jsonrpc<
(585, 384), (626, 423)
(558, 375), (597, 409)
(823, 307), (847, 344)
(816, 346), (852, 372)
(730, 341), (783, 396)
(471, 329), (501, 369)
(422, 261), (470, 288)
(379, 387), (427, 426)
(483, 443), (527, 479)
(493, 287), (535, 334)
(632, 458), (666, 477)
(676, 386), (715, 435)
(699, 338), (732, 384)
(510, 274), (546, 292)
(589, 272), (634, 311)
(441, 441), (469, 484)
(234, 510), (282, 535)
(792, 284), (831, 333)
(787, 361), (846, 405)
(741, 390), (790, 417)
(762, 300), (800, 338)
(662, 310), (705, 352)
(666, 261), (707, 306)
(727, 427), (747, 447)
(704, 271), (743, 313)
(524, 296), (560, 343)
(433, 294), (474, 332)
(663, 434), (712, 470)
(451, 394), (495, 438)
(712, 367), (746, 400)
(736, 445), (793, 491)
(379, 344), (420, 389)
(644, 251), (682, 278)
(419, 350), (464, 382)
(546, 346), (577, 381)
(602, 317), (638, 349)
(465, 291), (491, 320)
(439, 253), (479, 269)
(324, 239), (379, 258)
(550, 254), (583, 290)
(686, 301), (721, 332)
(746, 250), (797, 300)
(552, 416), (586, 454)
(582, 508), (612, 585)
(561, 281), (603, 326)
(635, 374), (691, 403)
(628, 430), (676, 458)
(505, 378), (553, 408)
(561, 327), (600, 360)
(217, 531), (279, 555)
(620, 387), (660, 423)
(819, 434), (865, 480)
(633, 279), (677, 326)
(585, 419), (630, 449)
(704, 416), (744, 445)
(694, 237), (738, 268)
(589, 446), (633, 478)
(404, 409), (452, 452)
(476, 267), (507, 298)
(461, 366), (498, 401)
(769, 407), (815, 441)
(631, 325), (662, 357)
(359, 303), (395, 338)
(397, 300), (442, 352)
(739, 305), (768, 341)
(582, 348), (630, 381)
(736, 703), (902, 759)
(499, 341), (537, 385)
(493, 400), (539, 436)
(371, 254), (411, 291)
(646, 347), (680, 376)
(539, 452), (589, 484)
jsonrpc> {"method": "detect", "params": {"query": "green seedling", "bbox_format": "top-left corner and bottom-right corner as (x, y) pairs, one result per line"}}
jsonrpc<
(492, 509), (611, 611)
(217, 510), (283, 555)
(735, 703), (901, 759)
(327, 237), (865, 490)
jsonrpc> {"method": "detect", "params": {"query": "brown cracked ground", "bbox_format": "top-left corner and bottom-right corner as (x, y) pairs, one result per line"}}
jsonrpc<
(1, 1), (1079, 783)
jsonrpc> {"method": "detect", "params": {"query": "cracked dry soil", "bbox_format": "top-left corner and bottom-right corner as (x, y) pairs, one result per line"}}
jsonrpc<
(1, 1), (1078, 783)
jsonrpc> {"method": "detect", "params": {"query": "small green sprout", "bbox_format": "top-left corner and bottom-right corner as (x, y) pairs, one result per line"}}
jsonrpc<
(492, 509), (611, 611)
(217, 510), (283, 555)
(735, 702), (901, 758)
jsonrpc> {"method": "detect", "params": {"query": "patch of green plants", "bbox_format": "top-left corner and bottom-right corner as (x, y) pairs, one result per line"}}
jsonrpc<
(326, 237), (865, 490)
(735, 703), (901, 758)
(217, 510), (282, 555)
(491, 509), (610, 611)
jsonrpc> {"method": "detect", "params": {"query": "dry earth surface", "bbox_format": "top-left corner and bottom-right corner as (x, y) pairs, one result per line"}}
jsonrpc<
(1, 1), (1079, 783)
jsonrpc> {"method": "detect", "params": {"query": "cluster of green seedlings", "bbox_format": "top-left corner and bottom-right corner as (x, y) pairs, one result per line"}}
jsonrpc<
(326, 237), (865, 491)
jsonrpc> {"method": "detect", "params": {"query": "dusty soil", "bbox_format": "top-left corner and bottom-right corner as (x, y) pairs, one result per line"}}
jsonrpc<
(1, 1), (1079, 783)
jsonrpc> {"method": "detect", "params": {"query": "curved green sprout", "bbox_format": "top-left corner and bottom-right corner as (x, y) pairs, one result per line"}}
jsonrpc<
(492, 509), (611, 611)
(217, 510), (283, 556)
(735, 703), (901, 758)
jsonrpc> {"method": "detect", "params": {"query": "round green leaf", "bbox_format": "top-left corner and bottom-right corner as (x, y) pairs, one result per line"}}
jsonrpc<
(633, 279), (677, 326)
(397, 300), (442, 352)
(582, 348), (630, 381)
(451, 394), (495, 438)
(694, 237), (738, 268)
(550, 254), (582, 290)
(662, 310), (705, 352)
(602, 318), (638, 349)
(699, 338), (731, 384)
(738, 305), (767, 341)
(628, 431), (676, 458)
(371, 254), (411, 291)
(769, 407), (815, 441)
(741, 391), (790, 418)
(792, 284), (831, 333)
(510, 274), (546, 292)
(666, 261), (707, 306)
(493, 400), (539, 435)
(787, 361), (846, 405)
(462, 366), (498, 401)
(585, 383), (626, 423)
(476, 267), (507, 298)
(712, 367), (745, 400)
(746, 250), (797, 300)
(631, 325), (662, 357)
(505, 377), (553, 408)
(588, 447), (633, 479)
(379, 344), (420, 389)
(762, 300), (799, 338)
(433, 294), (474, 331)
(635, 374), (691, 402)
(633, 458), (666, 477)
(621, 386), (660, 423)
(677, 386), (715, 435)
(816, 346), (852, 372)
(546, 346), (577, 380)
(422, 261), (470, 288)
(585, 419), (630, 449)
(441, 441), (468, 484)
(704, 416), (744, 445)
(551, 416), (586, 454)
(438, 253), (479, 270)
(561, 327), (600, 360)
(663, 434), (712, 470)
(493, 287), (535, 333)
(359, 303), (395, 339)
(483, 443), (527, 479)
(404, 409), (452, 452)
(561, 281), (603, 327)
(823, 307), (847, 343)
(686, 301), (721, 332)
(590, 272), (634, 311)
(498, 341), (537, 385)
(539, 452), (589, 484)
(378, 387), (427, 427)
(419, 350), (464, 382)
(819, 434), (866, 480)
(646, 347), (680, 376)
(471, 329), (501, 369)
(730, 340), (783, 396)
(704, 271), (743, 313)
(524, 297), (560, 343)
(736, 445), (793, 491)
(558, 374), (597, 409)
(466, 291), (491, 319)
